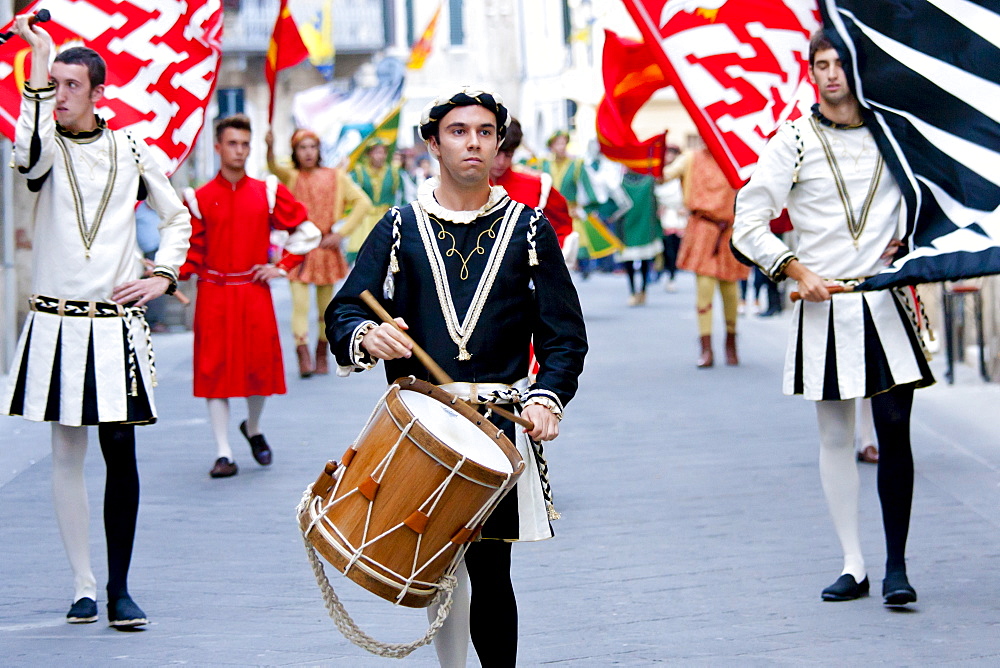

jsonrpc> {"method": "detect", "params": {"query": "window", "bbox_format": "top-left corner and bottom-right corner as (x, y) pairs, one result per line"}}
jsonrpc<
(406, 0), (415, 48)
(216, 88), (245, 118)
(562, 0), (572, 45)
(448, 0), (464, 46)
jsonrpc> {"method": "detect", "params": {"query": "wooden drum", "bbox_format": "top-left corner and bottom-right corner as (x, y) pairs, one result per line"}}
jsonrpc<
(298, 377), (524, 608)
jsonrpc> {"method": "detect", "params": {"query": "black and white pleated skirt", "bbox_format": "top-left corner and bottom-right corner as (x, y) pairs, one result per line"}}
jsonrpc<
(1, 298), (157, 427)
(783, 287), (934, 401)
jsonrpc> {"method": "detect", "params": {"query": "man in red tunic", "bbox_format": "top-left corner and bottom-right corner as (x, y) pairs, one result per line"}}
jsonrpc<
(180, 115), (320, 478)
(489, 118), (574, 248)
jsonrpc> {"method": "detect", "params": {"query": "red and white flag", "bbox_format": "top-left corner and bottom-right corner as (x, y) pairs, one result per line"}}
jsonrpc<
(0, 0), (223, 175)
(621, 0), (820, 187)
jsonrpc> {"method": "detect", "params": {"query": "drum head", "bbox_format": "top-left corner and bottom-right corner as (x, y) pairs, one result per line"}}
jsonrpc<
(399, 390), (514, 474)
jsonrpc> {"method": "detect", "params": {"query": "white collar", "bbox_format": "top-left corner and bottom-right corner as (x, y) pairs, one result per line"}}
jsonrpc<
(416, 177), (509, 224)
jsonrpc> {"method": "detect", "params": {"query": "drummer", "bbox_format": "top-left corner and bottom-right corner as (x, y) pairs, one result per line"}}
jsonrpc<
(326, 86), (588, 667)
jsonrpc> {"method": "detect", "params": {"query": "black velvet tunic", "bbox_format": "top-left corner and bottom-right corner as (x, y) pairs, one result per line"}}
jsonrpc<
(326, 191), (587, 407)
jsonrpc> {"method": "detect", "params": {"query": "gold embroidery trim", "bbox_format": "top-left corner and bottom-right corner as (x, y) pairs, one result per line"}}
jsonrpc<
(414, 202), (522, 360)
(810, 116), (883, 247)
(56, 130), (118, 259)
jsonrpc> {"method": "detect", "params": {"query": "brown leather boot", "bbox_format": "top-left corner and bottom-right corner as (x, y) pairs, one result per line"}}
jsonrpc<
(296, 344), (313, 378)
(725, 332), (739, 366)
(314, 339), (330, 375)
(697, 335), (713, 368)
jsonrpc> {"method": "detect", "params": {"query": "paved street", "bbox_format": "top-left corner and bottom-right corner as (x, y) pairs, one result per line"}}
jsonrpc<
(3, 271), (1000, 666)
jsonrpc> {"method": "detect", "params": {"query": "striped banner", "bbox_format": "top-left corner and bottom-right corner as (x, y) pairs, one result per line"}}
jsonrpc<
(821, 0), (1000, 289)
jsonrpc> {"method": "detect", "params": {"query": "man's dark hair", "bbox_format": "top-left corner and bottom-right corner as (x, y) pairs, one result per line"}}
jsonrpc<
(53, 47), (106, 90)
(215, 114), (252, 142)
(499, 118), (523, 155)
(809, 29), (836, 66)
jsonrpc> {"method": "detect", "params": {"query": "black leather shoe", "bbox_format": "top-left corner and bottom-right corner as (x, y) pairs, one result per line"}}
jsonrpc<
(67, 597), (98, 623)
(108, 595), (147, 628)
(882, 572), (917, 606)
(821, 574), (870, 601)
(209, 457), (238, 478)
(240, 420), (272, 466)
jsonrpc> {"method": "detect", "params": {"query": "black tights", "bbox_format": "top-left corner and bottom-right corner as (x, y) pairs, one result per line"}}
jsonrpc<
(625, 259), (652, 295)
(466, 540), (517, 668)
(870, 383), (915, 576)
(98, 424), (139, 601)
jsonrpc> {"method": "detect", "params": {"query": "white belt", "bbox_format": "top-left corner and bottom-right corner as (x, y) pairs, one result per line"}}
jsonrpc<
(438, 378), (529, 405)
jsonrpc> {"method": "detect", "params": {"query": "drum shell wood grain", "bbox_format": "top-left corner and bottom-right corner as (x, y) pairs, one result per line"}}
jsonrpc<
(300, 379), (523, 607)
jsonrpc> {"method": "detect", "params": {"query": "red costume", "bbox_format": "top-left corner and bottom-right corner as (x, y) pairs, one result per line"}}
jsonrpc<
(180, 174), (311, 398)
(493, 165), (573, 244)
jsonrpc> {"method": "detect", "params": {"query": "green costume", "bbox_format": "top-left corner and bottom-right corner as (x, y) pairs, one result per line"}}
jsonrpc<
(347, 163), (408, 261)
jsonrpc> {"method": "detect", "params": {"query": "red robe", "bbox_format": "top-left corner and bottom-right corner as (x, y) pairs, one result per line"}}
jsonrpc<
(493, 165), (573, 245)
(180, 174), (310, 398)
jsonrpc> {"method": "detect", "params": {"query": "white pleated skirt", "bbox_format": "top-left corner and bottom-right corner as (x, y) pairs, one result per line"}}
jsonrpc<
(1, 309), (157, 426)
(783, 288), (934, 401)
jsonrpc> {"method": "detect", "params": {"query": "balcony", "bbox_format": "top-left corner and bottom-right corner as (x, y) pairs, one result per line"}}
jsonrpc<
(224, 0), (388, 55)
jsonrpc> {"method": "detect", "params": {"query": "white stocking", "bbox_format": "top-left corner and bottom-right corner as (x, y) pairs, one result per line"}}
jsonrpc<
(51, 424), (97, 602)
(816, 400), (866, 581)
(427, 559), (471, 668)
(855, 397), (877, 451)
(245, 395), (266, 436)
(207, 398), (232, 460)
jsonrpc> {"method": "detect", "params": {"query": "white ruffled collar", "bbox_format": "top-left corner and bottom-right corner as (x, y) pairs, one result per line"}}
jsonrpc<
(416, 177), (509, 224)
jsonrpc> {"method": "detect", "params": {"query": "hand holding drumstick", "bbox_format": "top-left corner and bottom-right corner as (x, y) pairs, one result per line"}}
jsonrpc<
(359, 291), (561, 440)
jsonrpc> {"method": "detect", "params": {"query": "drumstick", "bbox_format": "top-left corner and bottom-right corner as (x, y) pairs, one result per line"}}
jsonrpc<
(359, 290), (535, 431)
(789, 284), (849, 302)
(173, 290), (190, 306)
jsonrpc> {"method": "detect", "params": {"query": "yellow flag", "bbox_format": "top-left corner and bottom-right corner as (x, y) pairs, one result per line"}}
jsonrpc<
(347, 102), (404, 171)
(407, 2), (442, 70)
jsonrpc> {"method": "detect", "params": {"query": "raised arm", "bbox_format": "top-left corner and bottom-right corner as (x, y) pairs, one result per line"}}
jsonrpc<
(12, 16), (56, 188)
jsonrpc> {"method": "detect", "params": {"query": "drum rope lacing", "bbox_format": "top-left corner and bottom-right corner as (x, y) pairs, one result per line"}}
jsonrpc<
(298, 485), (460, 658)
(352, 420), (415, 574)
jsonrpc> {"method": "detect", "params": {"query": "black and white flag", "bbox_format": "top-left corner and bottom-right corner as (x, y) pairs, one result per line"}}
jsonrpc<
(821, 0), (1000, 290)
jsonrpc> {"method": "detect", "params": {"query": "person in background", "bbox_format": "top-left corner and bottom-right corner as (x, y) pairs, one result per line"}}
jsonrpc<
(266, 129), (371, 376)
(489, 117), (574, 248)
(654, 144), (685, 292)
(616, 169), (663, 306)
(348, 139), (413, 263)
(664, 148), (748, 366)
(538, 130), (604, 274)
(182, 115), (320, 479)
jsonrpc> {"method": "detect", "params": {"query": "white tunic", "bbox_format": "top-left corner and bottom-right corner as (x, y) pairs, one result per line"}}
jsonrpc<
(733, 113), (932, 401)
(1, 84), (191, 425)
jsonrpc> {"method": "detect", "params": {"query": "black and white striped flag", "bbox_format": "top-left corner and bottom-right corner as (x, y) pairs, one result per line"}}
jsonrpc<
(821, 0), (1000, 290)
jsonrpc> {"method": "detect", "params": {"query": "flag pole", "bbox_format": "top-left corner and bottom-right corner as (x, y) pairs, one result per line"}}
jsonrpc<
(1, 138), (16, 371)
(0, 0), (13, 370)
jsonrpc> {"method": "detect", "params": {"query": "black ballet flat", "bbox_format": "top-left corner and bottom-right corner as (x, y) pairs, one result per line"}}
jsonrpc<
(821, 574), (870, 601)
(66, 597), (98, 624)
(108, 595), (148, 629)
(882, 572), (917, 606)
